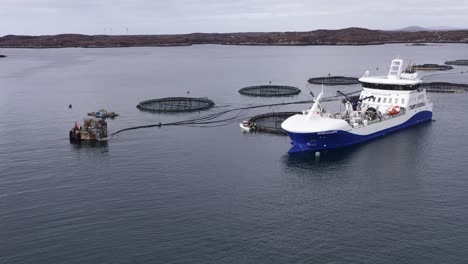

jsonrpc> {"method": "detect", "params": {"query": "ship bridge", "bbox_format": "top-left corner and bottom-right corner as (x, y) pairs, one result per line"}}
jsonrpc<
(358, 59), (422, 91)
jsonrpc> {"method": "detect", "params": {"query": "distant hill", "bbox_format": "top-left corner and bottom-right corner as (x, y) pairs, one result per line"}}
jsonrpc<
(396, 26), (466, 32)
(396, 26), (430, 32)
(427, 26), (466, 31)
(1, 27), (468, 48)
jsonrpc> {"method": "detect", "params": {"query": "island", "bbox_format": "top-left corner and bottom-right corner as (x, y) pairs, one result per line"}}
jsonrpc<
(1, 27), (468, 48)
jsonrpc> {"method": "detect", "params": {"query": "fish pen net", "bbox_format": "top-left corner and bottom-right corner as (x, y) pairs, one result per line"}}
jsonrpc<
(445, 60), (468, 66)
(421, 82), (468, 93)
(308, 76), (359, 86)
(249, 112), (300, 134)
(239, 85), (301, 97)
(137, 97), (215, 112)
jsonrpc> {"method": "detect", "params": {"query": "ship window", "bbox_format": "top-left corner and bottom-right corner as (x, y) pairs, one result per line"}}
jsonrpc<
(383, 98), (387, 103)
(378, 97), (381, 103)
(395, 98), (399, 104)
(389, 98), (393, 104)
(361, 82), (420, 91)
(402, 98), (405, 104)
(372, 97), (376, 102)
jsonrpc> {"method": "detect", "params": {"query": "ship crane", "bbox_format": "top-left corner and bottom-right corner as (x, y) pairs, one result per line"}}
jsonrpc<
(336, 90), (374, 111)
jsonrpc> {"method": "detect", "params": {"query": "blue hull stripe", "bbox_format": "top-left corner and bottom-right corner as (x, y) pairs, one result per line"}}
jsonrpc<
(286, 111), (432, 153)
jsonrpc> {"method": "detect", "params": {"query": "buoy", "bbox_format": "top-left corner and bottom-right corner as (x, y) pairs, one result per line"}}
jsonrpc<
(69, 104), (72, 109)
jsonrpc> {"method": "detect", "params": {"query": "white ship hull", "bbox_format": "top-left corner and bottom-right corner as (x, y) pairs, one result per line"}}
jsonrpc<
(283, 108), (432, 153)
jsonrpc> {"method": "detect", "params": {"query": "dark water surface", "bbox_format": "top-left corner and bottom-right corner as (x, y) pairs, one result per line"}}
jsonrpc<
(1, 45), (468, 263)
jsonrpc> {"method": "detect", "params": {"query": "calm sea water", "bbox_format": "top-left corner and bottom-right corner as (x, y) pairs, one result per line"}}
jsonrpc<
(1, 44), (468, 263)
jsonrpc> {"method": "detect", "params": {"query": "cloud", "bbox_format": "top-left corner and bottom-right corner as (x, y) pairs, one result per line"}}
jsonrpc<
(0, 0), (467, 35)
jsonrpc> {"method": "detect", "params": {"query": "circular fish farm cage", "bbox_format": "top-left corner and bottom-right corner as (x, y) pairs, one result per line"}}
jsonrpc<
(137, 97), (215, 113)
(411, 64), (453, 71)
(248, 112), (300, 134)
(445, 60), (468, 66)
(421, 82), (468, 93)
(239, 85), (301, 97)
(308, 76), (359, 86)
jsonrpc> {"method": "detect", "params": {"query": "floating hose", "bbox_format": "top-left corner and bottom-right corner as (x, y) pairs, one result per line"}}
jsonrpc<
(111, 90), (361, 136)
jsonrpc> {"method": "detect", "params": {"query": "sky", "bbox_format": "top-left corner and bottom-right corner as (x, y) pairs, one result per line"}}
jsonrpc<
(1, 0), (467, 35)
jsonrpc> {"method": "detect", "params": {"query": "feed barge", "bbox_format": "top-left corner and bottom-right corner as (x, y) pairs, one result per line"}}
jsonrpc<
(69, 118), (108, 142)
(281, 58), (433, 153)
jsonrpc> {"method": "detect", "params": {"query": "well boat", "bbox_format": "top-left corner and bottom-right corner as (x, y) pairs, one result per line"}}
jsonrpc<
(281, 58), (433, 153)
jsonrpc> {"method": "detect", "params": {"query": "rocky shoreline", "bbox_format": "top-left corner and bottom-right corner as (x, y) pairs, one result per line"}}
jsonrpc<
(1, 27), (468, 48)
